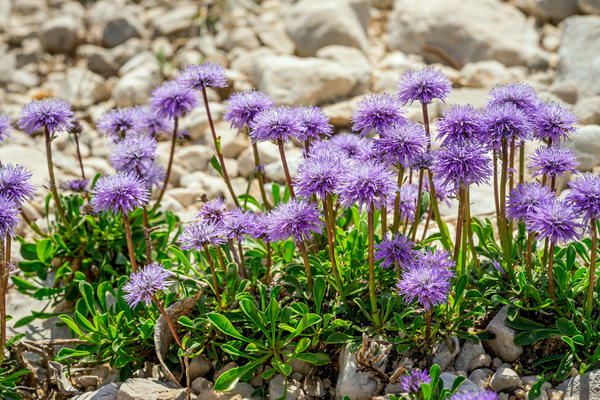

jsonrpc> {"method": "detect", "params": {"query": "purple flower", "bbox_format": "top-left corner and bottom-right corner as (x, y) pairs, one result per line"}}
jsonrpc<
(110, 134), (159, 174)
(179, 221), (228, 250)
(197, 198), (228, 225)
(267, 199), (324, 244)
(0, 195), (19, 237)
(329, 133), (373, 160)
(224, 208), (255, 243)
(396, 251), (453, 310)
(432, 143), (492, 189)
(62, 178), (89, 192)
(0, 113), (12, 141)
(97, 107), (145, 140)
(482, 104), (531, 147)
(533, 101), (577, 144)
(296, 106), (333, 142)
(450, 391), (499, 400)
(138, 162), (166, 190)
(373, 121), (427, 167)
(375, 233), (417, 269)
(411, 150), (434, 170)
(249, 212), (270, 242)
(122, 263), (173, 308)
(296, 153), (344, 200)
(506, 182), (554, 222)
(398, 183), (418, 222)
(177, 62), (228, 90)
(91, 172), (149, 216)
(399, 370), (431, 394)
(139, 106), (172, 137)
(397, 67), (452, 105)
(565, 173), (600, 226)
(249, 106), (304, 143)
(151, 81), (197, 119)
(224, 91), (275, 133)
(18, 98), (74, 135)
(0, 164), (35, 206)
(436, 105), (484, 146)
(351, 93), (406, 135)
(488, 82), (539, 115)
(526, 199), (581, 244)
(528, 146), (579, 179)
(336, 161), (397, 211)
(420, 247), (456, 271)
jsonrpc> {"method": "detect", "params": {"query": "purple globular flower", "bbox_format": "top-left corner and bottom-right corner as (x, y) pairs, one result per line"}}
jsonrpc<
(296, 154), (344, 200)
(224, 208), (255, 243)
(527, 199), (581, 244)
(151, 81), (197, 119)
(336, 161), (397, 211)
(450, 390), (500, 400)
(122, 262), (173, 308)
(482, 104), (532, 147)
(566, 173), (600, 226)
(197, 198), (228, 225)
(375, 233), (417, 269)
(488, 82), (539, 115)
(139, 106), (172, 137)
(18, 98), (74, 135)
(528, 146), (579, 179)
(411, 150), (434, 170)
(506, 182), (554, 222)
(296, 106), (333, 142)
(249, 106), (304, 143)
(0, 164), (35, 206)
(420, 247), (455, 271)
(62, 178), (89, 192)
(249, 212), (271, 242)
(398, 183), (418, 222)
(351, 93), (406, 135)
(399, 369), (431, 394)
(97, 107), (145, 140)
(179, 221), (228, 250)
(224, 91), (275, 133)
(0, 113), (12, 141)
(329, 133), (373, 160)
(432, 143), (492, 189)
(110, 134), (159, 174)
(436, 104), (484, 146)
(533, 101), (577, 144)
(267, 199), (324, 244)
(177, 62), (228, 90)
(91, 172), (149, 216)
(373, 121), (427, 167)
(397, 67), (452, 105)
(139, 162), (166, 190)
(0, 195), (19, 238)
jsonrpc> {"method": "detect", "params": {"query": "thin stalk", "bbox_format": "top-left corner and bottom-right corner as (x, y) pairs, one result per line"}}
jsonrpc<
(381, 204), (387, 235)
(509, 139), (515, 192)
(184, 349), (191, 400)
(493, 149), (500, 225)
(73, 130), (86, 181)
(548, 241), (557, 307)
(44, 126), (70, 231)
(367, 204), (381, 328)
(465, 187), (479, 275)
(499, 138), (514, 281)
(586, 220), (597, 318)
(216, 247), (228, 273)
(277, 139), (296, 198)
(203, 245), (222, 305)
(410, 168), (425, 241)
(236, 241), (247, 279)
(519, 143), (525, 184)
(304, 139), (312, 157)
(21, 211), (47, 237)
(123, 216), (138, 272)
(323, 197), (344, 301)
(427, 170), (452, 251)
(155, 118), (178, 208)
(326, 195), (337, 237)
(135, 167), (153, 264)
(251, 140), (271, 210)
(229, 239), (240, 266)
(298, 241), (313, 295)
(392, 165), (405, 233)
(421, 206), (433, 242)
(265, 242), (272, 284)
(151, 294), (182, 348)
(454, 187), (465, 272)
(5, 236), (10, 266)
(0, 241), (7, 357)
(422, 103), (431, 149)
(460, 200), (468, 277)
(525, 232), (535, 280)
(202, 88), (239, 207)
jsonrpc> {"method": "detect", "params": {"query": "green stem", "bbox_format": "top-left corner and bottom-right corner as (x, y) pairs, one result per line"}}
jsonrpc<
(155, 118), (178, 208)
(548, 241), (558, 308)
(427, 170), (452, 252)
(519, 143), (525, 184)
(392, 165), (405, 234)
(586, 220), (597, 318)
(298, 241), (313, 295)
(367, 204), (381, 328)
(251, 141), (271, 210)
(44, 126), (71, 232)
(410, 168), (425, 241)
(323, 196), (345, 302)
(465, 187), (479, 275)
(453, 186), (465, 268)
(525, 232), (535, 280)
(203, 245), (222, 305)
(499, 138), (514, 282)
(0, 240), (7, 358)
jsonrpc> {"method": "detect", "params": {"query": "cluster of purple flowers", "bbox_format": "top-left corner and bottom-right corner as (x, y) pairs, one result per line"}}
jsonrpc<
(0, 164), (35, 237)
(399, 369), (431, 394)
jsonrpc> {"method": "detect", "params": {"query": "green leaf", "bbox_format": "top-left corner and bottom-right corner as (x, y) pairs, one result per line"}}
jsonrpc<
(313, 277), (326, 315)
(294, 352), (329, 365)
(514, 329), (559, 345)
(210, 156), (223, 176)
(79, 281), (96, 316)
(36, 238), (53, 263)
(56, 347), (90, 361)
(207, 313), (246, 342)
(324, 332), (355, 343)
(59, 315), (84, 336)
(555, 318), (580, 336)
(214, 356), (268, 391)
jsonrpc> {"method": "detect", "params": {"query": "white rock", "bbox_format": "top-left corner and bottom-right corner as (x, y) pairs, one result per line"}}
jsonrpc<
(490, 367), (523, 392)
(237, 141), (279, 178)
(518, 0), (579, 22)
(316, 45), (372, 95)
(460, 61), (514, 88)
(112, 63), (160, 107)
(455, 340), (486, 372)
(440, 373), (482, 393)
(180, 103), (225, 141)
(469, 368), (493, 389)
(269, 375), (303, 400)
(549, 80), (579, 104)
(565, 125), (600, 171)
(255, 12), (295, 55)
(177, 145), (212, 172)
(578, 0), (600, 14)
(40, 15), (82, 54)
(264, 149), (303, 183)
(59, 67), (111, 109)
(322, 96), (363, 128)
(205, 122), (250, 159)
(71, 382), (120, 400)
(432, 336), (460, 371)
(557, 369), (600, 400)
(484, 305), (523, 362)
(151, 4), (197, 37)
(225, 26), (260, 51)
(335, 343), (387, 400)
(467, 353), (492, 372)
(304, 375), (325, 398)
(574, 96), (600, 124)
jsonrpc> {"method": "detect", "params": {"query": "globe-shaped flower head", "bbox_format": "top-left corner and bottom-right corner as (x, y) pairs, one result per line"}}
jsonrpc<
(351, 93), (406, 136)
(197, 198), (228, 225)
(18, 98), (74, 135)
(224, 91), (275, 133)
(373, 121), (427, 167)
(62, 179), (89, 192)
(176, 62), (228, 90)
(566, 173), (600, 227)
(0, 196), (19, 237)
(296, 153), (345, 200)
(397, 67), (451, 105)
(296, 106), (333, 142)
(527, 199), (581, 244)
(528, 146), (578, 180)
(400, 370), (431, 394)
(450, 391), (499, 400)
(488, 82), (539, 115)
(224, 208), (255, 243)
(533, 101), (577, 144)
(139, 106), (172, 137)
(375, 233), (418, 269)
(110, 134), (158, 173)
(329, 133), (373, 160)
(151, 81), (197, 119)
(336, 161), (397, 211)
(506, 182), (554, 222)
(178, 221), (228, 250)
(91, 172), (149, 216)
(0, 164), (35, 206)
(267, 199), (324, 244)
(432, 142), (492, 189)
(0, 113), (12, 142)
(482, 104), (531, 148)
(123, 263), (173, 308)
(97, 107), (145, 140)
(436, 104), (484, 146)
(249, 106), (304, 143)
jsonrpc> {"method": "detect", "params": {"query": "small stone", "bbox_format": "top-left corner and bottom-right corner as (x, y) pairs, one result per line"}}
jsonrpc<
(102, 15), (143, 48)
(40, 15), (82, 54)
(70, 382), (120, 400)
(549, 81), (579, 104)
(151, 4), (197, 37)
(574, 96), (600, 124)
(433, 336), (460, 371)
(304, 375), (325, 398)
(490, 367), (523, 392)
(177, 145), (212, 172)
(557, 369), (600, 400)
(59, 67), (111, 109)
(484, 306), (523, 362)
(578, 0), (600, 15)
(547, 388), (564, 400)
(469, 368), (493, 390)
(440, 373), (482, 393)
(566, 125), (600, 171)
(335, 343), (388, 400)
(112, 62), (160, 107)
(514, 388), (526, 399)
(117, 378), (178, 400)
(467, 354), (492, 372)
(75, 374), (100, 388)
(455, 340), (486, 372)
(269, 375), (303, 400)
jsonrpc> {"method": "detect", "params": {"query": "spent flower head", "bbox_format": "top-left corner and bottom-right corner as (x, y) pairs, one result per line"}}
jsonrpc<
(528, 145), (579, 179)
(91, 172), (149, 216)
(566, 173), (600, 227)
(373, 121), (427, 167)
(250, 106), (304, 143)
(375, 233), (418, 269)
(267, 199), (323, 244)
(224, 91), (275, 133)
(527, 199), (581, 244)
(177, 62), (228, 90)
(18, 98), (74, 135)
(123, 263), (173, 308)
(336, 161), (397, 211)
(506, 182), (554, 222)
(151, 81), (197, 119)
(397, 67), (452, 105)
(351, 93), (406, 135)
(0, 164), (35, 206)
(436, 104), (484, 146)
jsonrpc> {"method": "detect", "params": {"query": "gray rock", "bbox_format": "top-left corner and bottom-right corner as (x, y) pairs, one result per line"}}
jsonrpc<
(0, 52), (16, 84)
(469, 368), (493, 389)
(75, 374), (100, 388)
(0, 0), (11, 27)
(549, 80), (579, 104)
(177, 145), (212, 172)
(460, 61), (515, 88)
(566, 125), (600, 171)
(518, 0), (579, 22)
(284, 0), (368, 56)
(574, 96), (600, 124)
(59, 67), (111, 109)
(77, 45), (118, 77)
(264, 149), (304, 183)
(455, 340), (486, 372)
(433, 336), (460, 371)
(269, 375), (303, 400)
(304, 375), (325, 398)
(255, 12), (295, 54)
(237, 142), (280, 179)
(188, 356), (211, 380)
(440, 373), (482, 393)
(557, 369), (600, 400)
(387, 0), (541, 67)
(316, 45), (372, 95)
(335, 343), (387, 400)
(556, 16), (600, 97)
(578, 0), (600, 14)
(116, 378), (178, 400)
(490, 367), (523, 392)
(151, 4), (197, 37)
(102, 15), (143, 48)
(251, 54), (356, 105)
(191, 376), (212, 394)
(40, 15), (82, 54)
(71, 383), (120, 400)
(467, 354), (492, 372)
(484, 305), (523, 362)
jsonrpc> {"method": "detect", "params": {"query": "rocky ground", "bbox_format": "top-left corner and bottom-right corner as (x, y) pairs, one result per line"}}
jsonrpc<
(3, 0), (600, 399)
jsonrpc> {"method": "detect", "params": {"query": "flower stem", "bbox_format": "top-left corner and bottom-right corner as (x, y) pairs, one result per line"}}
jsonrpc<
(586, 219), (597, 318)
(323, 196), (345, 301)
(277, 139), (296, 198)
(44, 126), (70, 231)
(134, 166), (153, 264)
(519, 143), (525, 184)
(548, 240), (557, 307)
(0, 240), (7, 358)
(202, 88), (239, 207)
(151, 294), (182, 348)
(155, 118), (178, 208)
(422, 103), (431, 149)
(493, 149), (500, 225)
(410, 168), (425, 241)
(465, 187), (479, 275)
(265, 242), (272, 284)
(216, 247), (228, 273)
(392, 165), (405, 233)
(251, 140), (271, 210)
(21, 211), (47, 237)
(298, 241), (313, 295)
(237, 241), (247, 279)
(499, 138), (514, 281)
(73, 128), (86, 181)
(367, 204), (381, 328)
(421, 205), (433, 242)
(203, 245), (222, 305)
(453, 186), (465, 271)
(525, 232), (535, 280)
(427, 169), (452, 252)
(123, 216), (138, 273)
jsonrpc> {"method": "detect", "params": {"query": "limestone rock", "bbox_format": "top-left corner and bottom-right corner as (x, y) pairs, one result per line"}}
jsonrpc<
(469, 368), (493, 389)
(490, 367), (523, 392)
(432, 336), (460, 371)
(112, 55), (160, 107)
(59, 67), (111, 109)
(71, 383), (120, 400)
(269, 375), (303, 400)
(335, 343), (387, 400)
(440, 373), (482, 393)
(565, 125), (600, 171)
(557, 369), (600, 400)
(151, 4), (197, 37)
(484, 305), (523, 362)
(316, 45), (372, 95)
(455, 341), (486, 373)
(117, 378), (178, 400)
(574, 96), (600, 124)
